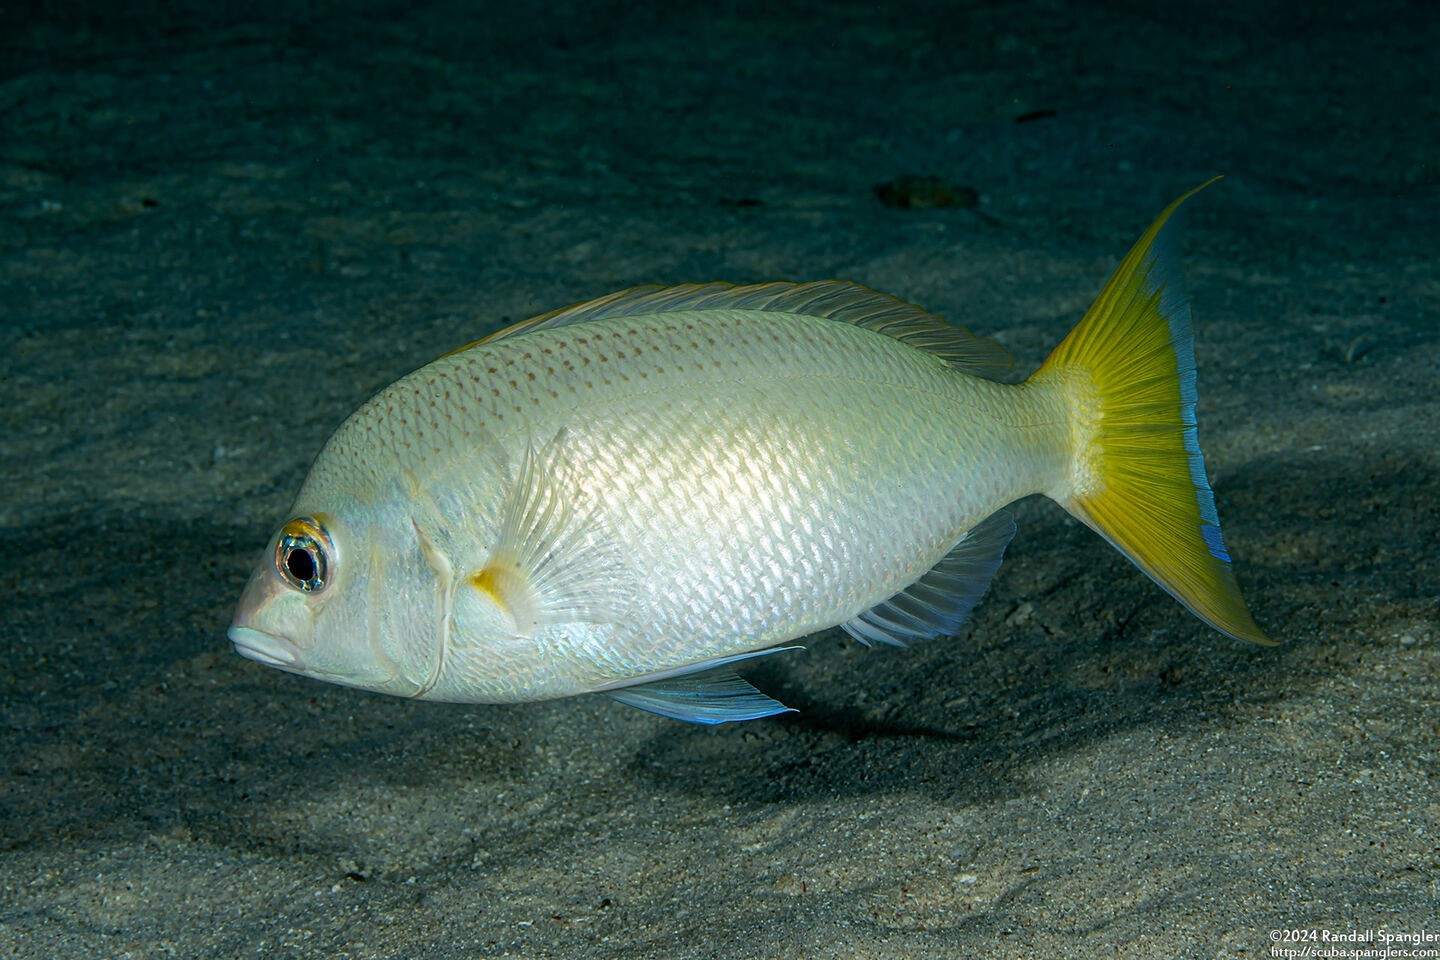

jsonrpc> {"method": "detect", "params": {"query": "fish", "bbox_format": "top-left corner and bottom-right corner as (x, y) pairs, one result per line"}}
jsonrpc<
(228, 180), (1270, 724)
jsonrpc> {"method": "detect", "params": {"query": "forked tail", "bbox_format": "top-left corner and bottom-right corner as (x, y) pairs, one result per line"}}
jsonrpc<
(1028, 179), (1270, 644)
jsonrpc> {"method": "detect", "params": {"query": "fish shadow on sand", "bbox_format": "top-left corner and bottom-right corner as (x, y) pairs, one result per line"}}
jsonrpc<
(622, 622), (1280, 810)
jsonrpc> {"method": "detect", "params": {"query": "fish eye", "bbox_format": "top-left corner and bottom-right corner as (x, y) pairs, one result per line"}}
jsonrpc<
(274, 517), (333, 593)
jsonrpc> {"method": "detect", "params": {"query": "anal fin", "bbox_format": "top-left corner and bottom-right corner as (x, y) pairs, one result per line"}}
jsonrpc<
(841, 509), (1015, 647)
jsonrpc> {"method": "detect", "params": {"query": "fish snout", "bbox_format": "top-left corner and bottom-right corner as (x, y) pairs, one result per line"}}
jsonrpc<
(229, 625), (306, 671)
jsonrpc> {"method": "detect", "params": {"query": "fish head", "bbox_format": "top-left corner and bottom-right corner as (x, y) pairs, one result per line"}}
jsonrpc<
(228, 509), (433, 698)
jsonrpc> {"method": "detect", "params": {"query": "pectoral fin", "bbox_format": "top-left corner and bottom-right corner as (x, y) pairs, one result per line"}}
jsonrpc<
(469, 435), (632, 636)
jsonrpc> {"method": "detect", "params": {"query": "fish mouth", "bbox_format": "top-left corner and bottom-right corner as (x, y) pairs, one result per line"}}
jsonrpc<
(229, 625), (306, 670)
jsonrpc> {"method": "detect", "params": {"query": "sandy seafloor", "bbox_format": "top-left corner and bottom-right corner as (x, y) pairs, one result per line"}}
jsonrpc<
(1, 0), (1437, 957)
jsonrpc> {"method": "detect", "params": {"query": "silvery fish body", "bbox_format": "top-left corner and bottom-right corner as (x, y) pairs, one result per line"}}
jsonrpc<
(230, 186), (1268, 723)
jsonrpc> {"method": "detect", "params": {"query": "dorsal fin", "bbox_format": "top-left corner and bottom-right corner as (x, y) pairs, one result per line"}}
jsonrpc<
(461, 281), (1013, 376)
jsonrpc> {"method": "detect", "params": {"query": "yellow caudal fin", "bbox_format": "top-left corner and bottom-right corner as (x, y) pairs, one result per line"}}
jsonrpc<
(1030, 179), (1271, 644)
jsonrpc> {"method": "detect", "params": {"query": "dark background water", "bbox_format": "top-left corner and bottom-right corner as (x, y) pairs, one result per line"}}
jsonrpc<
(2, 1), (1437, 956)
